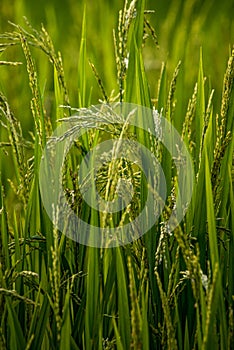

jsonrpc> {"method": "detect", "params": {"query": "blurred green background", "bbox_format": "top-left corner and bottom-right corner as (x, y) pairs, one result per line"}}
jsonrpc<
(0, 0), (233, 135)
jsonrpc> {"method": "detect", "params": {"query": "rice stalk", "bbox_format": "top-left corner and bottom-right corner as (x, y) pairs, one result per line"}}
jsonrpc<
(0, 93), (30, 204)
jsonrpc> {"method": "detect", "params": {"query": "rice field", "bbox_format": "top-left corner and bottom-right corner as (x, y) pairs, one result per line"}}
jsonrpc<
(0, 0), (234, 349)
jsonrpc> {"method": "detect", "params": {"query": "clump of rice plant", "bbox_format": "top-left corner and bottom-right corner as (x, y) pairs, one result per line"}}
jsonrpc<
(0, 0), (233, 349)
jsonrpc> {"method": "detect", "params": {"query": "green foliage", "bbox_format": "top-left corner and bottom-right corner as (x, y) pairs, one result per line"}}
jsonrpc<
(0, 0), (233, 349)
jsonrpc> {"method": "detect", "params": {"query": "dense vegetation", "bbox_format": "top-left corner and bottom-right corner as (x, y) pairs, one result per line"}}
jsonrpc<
(0, 0), (233, 349)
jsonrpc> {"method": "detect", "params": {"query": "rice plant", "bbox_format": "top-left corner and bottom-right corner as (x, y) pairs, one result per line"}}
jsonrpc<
(0, 0), (233, 349)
